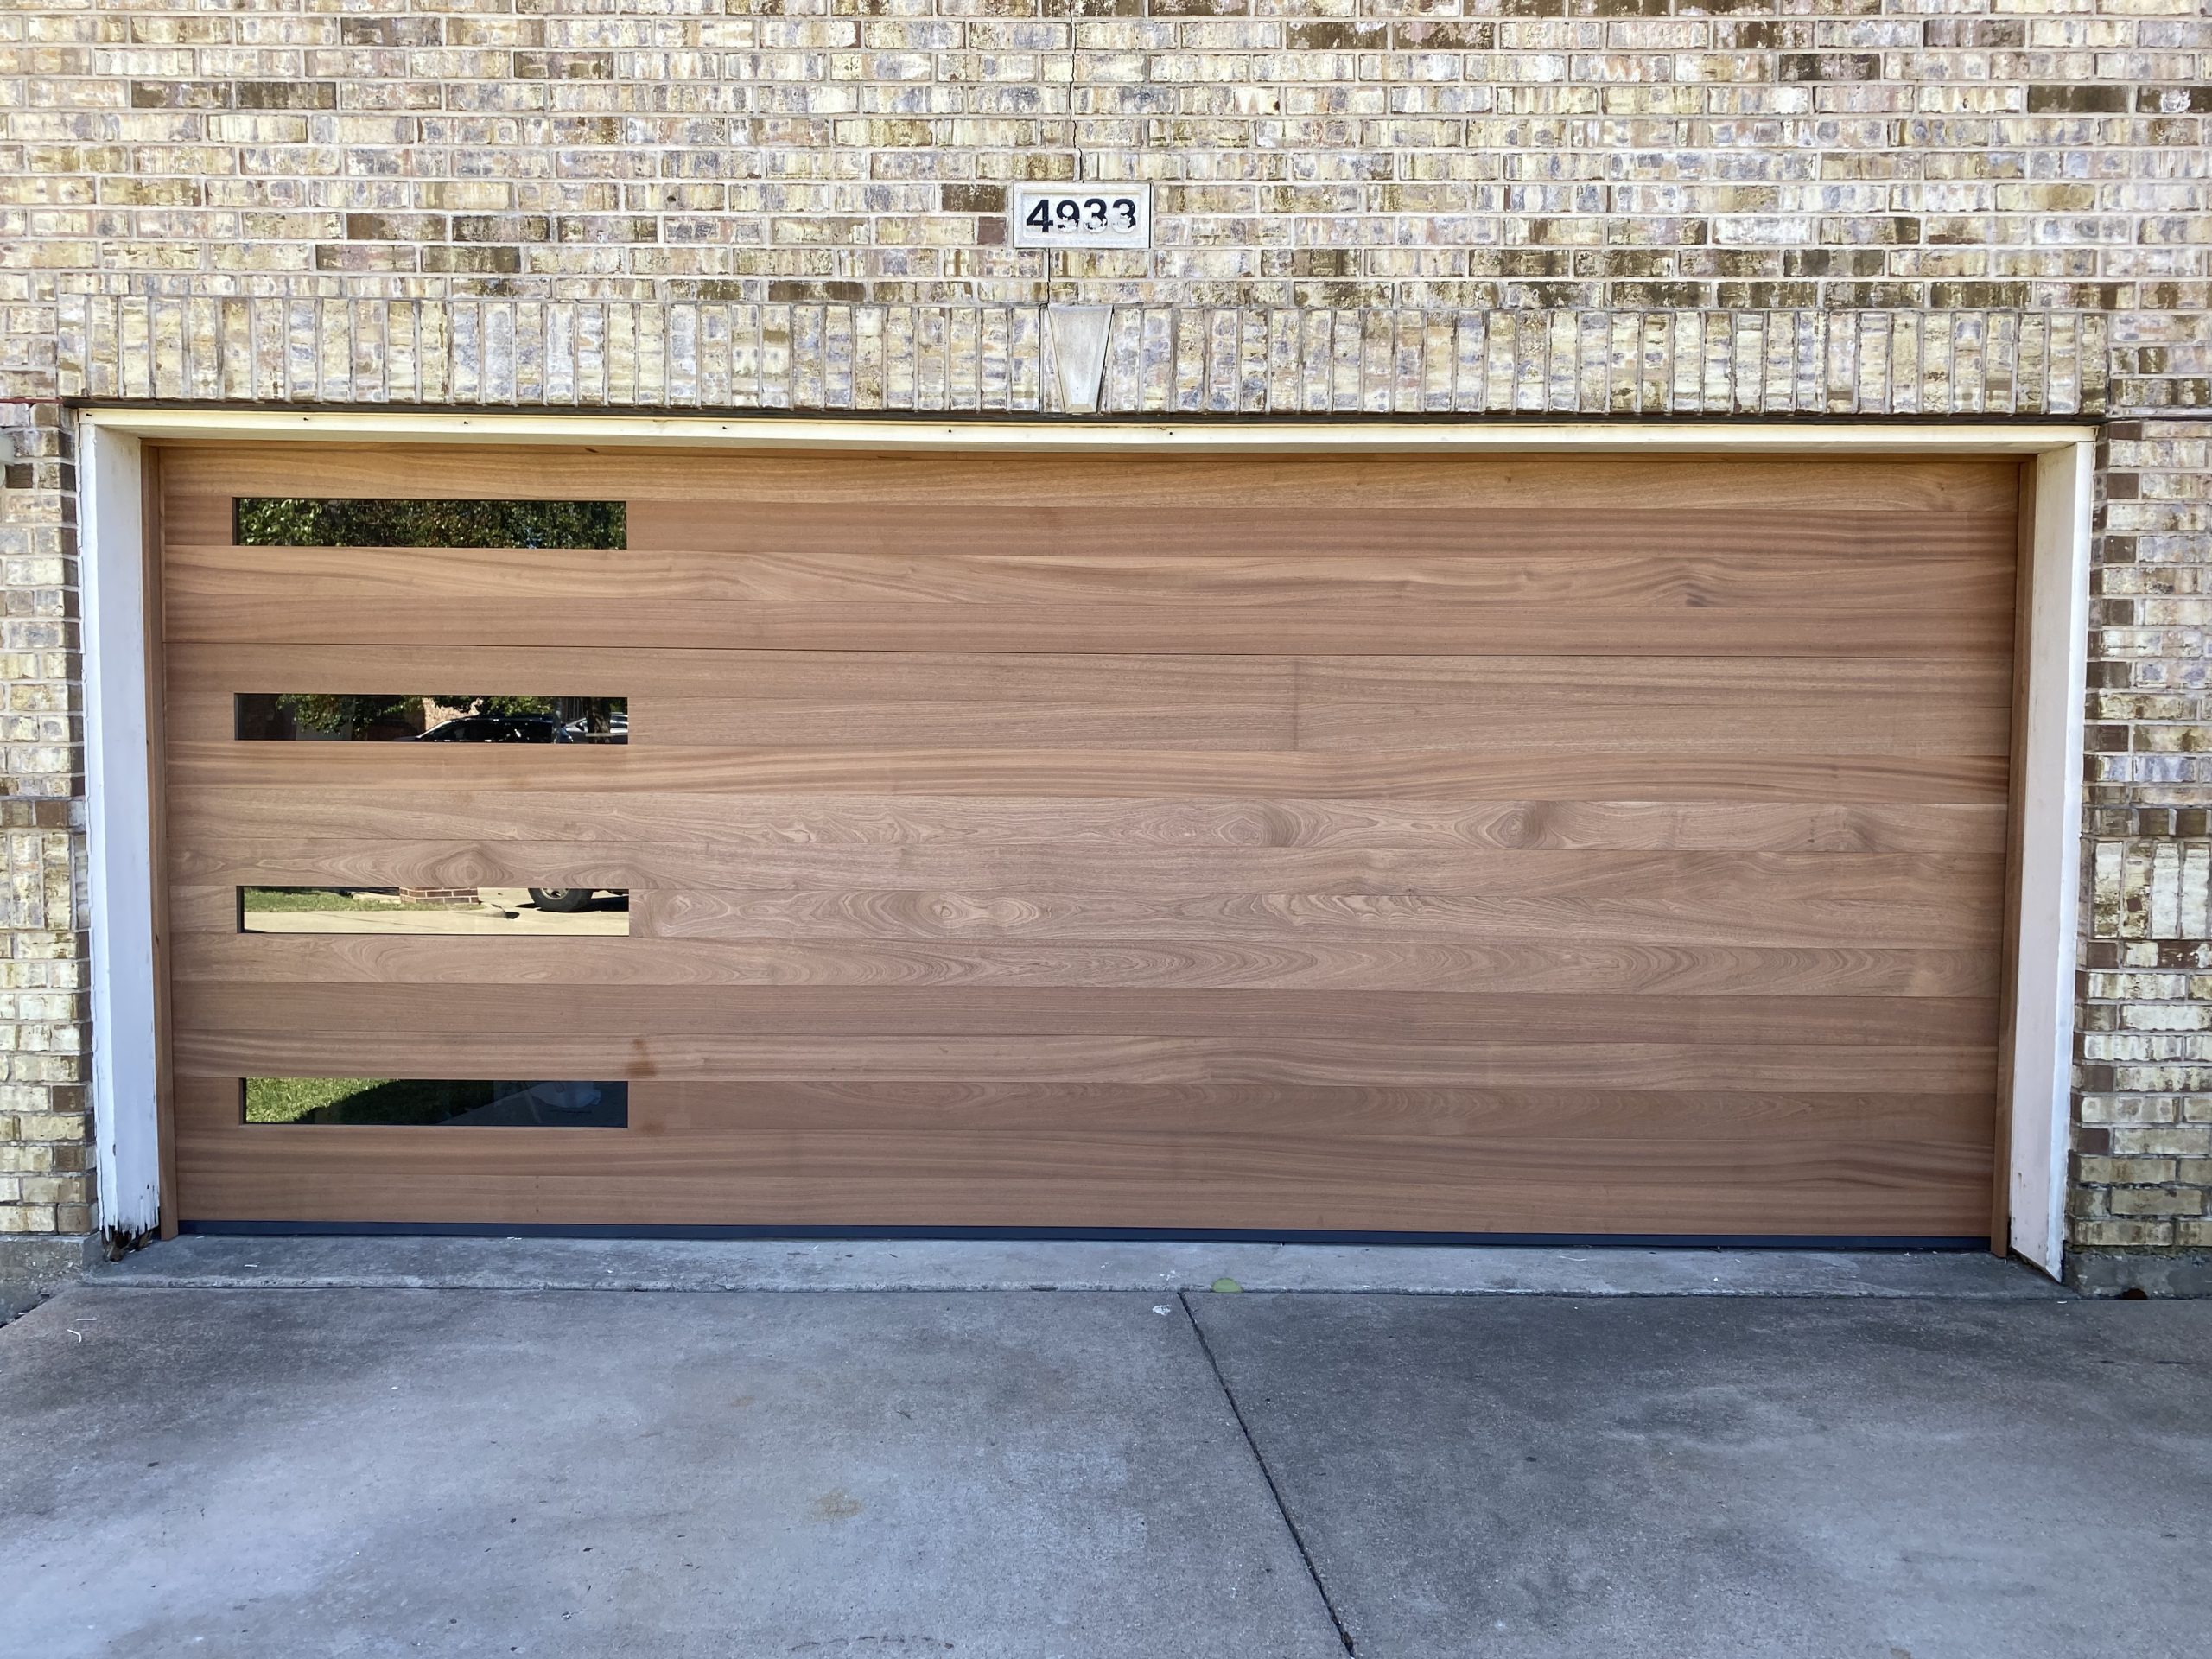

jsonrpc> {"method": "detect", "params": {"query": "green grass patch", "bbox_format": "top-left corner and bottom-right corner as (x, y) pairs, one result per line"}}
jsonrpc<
(241, 887), (466, 913)
(245, 1077), (496, 1126)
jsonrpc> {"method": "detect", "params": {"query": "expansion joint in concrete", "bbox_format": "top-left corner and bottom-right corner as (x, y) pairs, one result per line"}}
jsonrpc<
(1179, 1289), (1357, 1657)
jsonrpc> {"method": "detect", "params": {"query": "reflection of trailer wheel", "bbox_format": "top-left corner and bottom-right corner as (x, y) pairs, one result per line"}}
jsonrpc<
(528, 887), (593, 913)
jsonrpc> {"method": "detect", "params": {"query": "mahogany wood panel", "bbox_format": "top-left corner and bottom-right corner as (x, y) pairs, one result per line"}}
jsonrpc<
(174, 836), (2000, 911)
(172, 686), (2012, 757)
(166, 542), (2017, 611)
(632, 688), (2008, 756)
(176, 1029), (1997, 1092)
(170, 1078), (1997, 1235)
(163, 743), (2012, 804)
(171, 930), (2005, 998)
(167, 596), (2011, 656)
(168, 643), (2015, 704)
(172, 982), (2000, 1046)
(159, 445), (2021, 1236)
(174, 691), (2012, 762)
(157, 445), (2023, 511)
(175, 861), (2004, 953)
(168, 794), (2012, 856)
(619, 500), (2024, 560)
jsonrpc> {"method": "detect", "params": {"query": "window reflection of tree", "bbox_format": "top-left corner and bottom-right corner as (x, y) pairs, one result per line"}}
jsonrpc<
(234, 498), (625, 550)
(240, 693), (625, 741)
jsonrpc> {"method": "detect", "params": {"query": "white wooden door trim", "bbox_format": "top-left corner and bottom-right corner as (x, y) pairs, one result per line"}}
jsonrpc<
(80, 421), (161, 1238)
(2005, 444), (2094, 1274)
(81, 409), (2093, 454)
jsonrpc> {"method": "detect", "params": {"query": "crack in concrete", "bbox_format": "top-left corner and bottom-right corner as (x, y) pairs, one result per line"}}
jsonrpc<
(1179, 1289), (1357, 1657)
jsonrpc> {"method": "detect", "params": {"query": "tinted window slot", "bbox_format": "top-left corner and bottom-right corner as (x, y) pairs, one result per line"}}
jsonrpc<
(244, 1078), (628, 1128)
(239, 887), (629, 935)
(234, 695), (626, 742)
(233, 498), (625, 549)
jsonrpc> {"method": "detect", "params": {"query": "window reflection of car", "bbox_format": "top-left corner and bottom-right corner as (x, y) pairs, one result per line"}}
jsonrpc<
(525, 887), (606, 914)
(410, 714), (573, 743)
(409, 715), (616, 912)
(563, 710), (626, 741)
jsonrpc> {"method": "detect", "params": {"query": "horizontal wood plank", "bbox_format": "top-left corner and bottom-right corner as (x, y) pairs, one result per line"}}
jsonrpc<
(167, 687), (2010, 757)
(163, 743), (2013, 803)
(626, 884), (2003, 950)
(161, 447), (2024, 513)
(162, 650), (2013, 757)
(174, 1030), (1999, 1090)
(172, 982), (1999, 1046)
(166, 644), (2014, 704)
(165, 596), (2016, 656)
(172, 930), (2004, 997)
(165, 793), (2013, 856)
(169, 848), (2005, 948)
(636, 695), (2008, 756)
(170, 1077), (1997, 1234)
(166, 543), (2018, 613)
(173, 494), (2017, 565)
(625, 500), (2021, 561)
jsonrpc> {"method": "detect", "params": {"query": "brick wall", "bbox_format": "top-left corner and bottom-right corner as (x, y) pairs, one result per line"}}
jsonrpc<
(2076, 418), (2212, 1287)
(0, 397), (90, 1274)
(1, 0), (2206, 1291)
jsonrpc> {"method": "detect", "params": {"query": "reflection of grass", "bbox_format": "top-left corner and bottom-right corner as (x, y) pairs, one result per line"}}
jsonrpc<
(245, 1077), (494, 1126)
(242, 888), (463, 913)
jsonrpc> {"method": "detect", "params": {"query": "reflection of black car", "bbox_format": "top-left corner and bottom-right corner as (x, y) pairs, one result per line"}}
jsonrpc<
(412, 715), (573, 743)
(527, 888), (598, 913)
(565, 710), (626, 741)
(411, 715), (609, 912)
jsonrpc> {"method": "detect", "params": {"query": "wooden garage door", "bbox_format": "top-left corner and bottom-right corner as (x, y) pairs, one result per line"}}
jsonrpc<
(158, 444), (2018, 1240)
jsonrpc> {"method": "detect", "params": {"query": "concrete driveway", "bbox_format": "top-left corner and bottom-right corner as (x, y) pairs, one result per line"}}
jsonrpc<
(2, 1249), (2205, 1659)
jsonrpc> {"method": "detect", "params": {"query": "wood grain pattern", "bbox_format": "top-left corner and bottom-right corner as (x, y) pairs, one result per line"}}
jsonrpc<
(172, 849), (2004, 950)
(625, 502), (2023, 561)
(165, 652), (2014, 755)
(626, 881), (2002, 951)
(159, 445), (2022, 1236)
(166, 594), (2014, 656)
(171, 930), (2005, 998)
(175, 1030), (1998, 1091)
(170, 1078), (1998, 1234)
(165, 793), (2012, 855)
(167, 644), (2014, 705)
(163, 743), (2012, 804)
(172, 982), (1999, 1046)
(159, 446), (2024, 512)
(172, 835), (1998, 898)
(629, 692), (2008, 756)
(166, 542), (2017, 611)
(165, 493), (2018, 564)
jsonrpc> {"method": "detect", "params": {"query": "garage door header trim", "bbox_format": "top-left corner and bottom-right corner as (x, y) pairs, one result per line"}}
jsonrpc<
(82, 408), (2094, 454)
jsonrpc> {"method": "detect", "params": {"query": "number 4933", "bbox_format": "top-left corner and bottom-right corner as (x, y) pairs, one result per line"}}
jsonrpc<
(1026, 195), (1138, 234)
(1007, 185), (1152, 249)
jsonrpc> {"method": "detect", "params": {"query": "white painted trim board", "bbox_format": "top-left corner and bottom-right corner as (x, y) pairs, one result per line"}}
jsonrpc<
(80, 422), (161, 1237)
